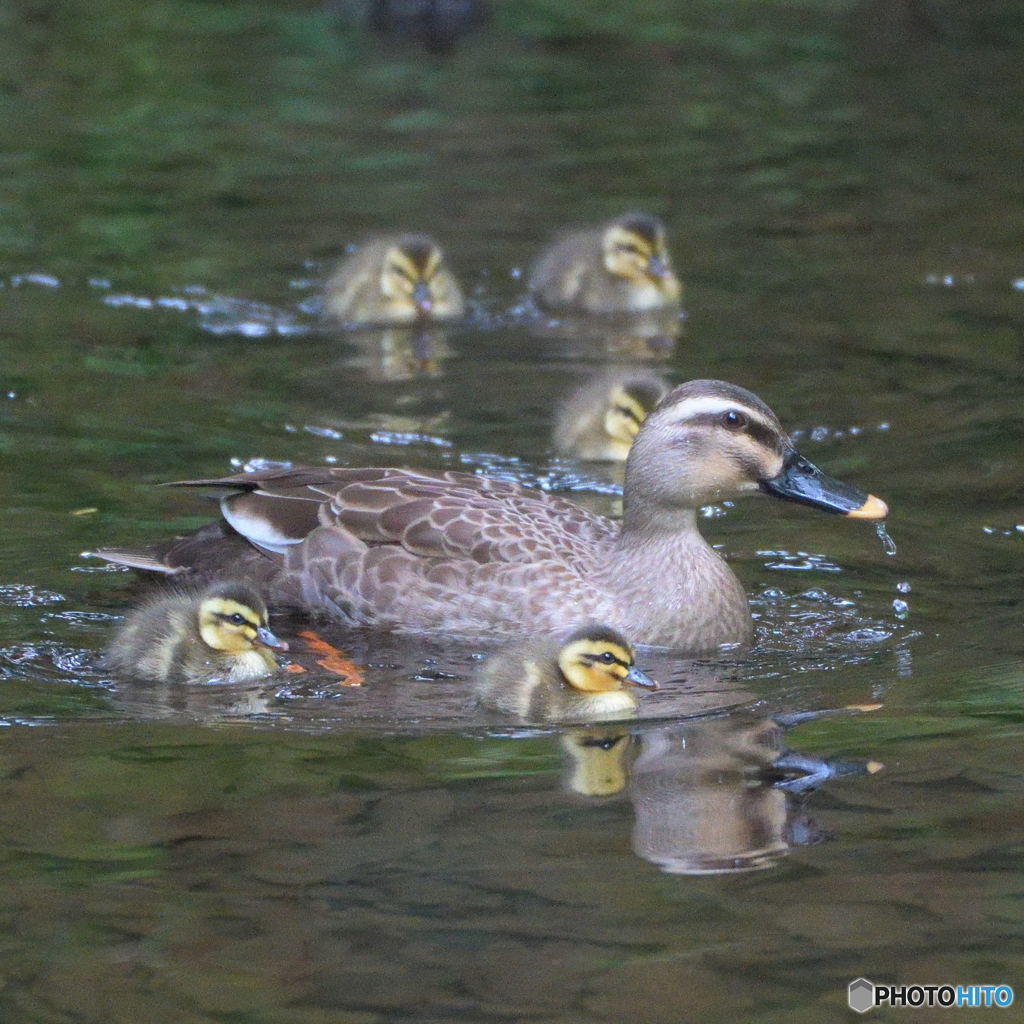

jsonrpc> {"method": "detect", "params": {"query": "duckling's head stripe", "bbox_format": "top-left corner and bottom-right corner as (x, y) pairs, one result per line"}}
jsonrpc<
(615, 213), (664, 245)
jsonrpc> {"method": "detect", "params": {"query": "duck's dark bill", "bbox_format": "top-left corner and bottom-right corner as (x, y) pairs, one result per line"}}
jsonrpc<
(760, 452), (888, 520)
(626, 665), (659, 690)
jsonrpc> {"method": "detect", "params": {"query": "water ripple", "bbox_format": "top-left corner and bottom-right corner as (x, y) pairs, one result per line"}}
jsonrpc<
(0, 584), (65, 608)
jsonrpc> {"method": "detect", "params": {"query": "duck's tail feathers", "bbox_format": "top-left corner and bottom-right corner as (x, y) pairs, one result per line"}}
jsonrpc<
(82, 548), (184, 575)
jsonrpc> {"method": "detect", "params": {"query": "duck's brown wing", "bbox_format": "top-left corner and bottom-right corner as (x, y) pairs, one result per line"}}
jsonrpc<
(175, 466), (617, 567)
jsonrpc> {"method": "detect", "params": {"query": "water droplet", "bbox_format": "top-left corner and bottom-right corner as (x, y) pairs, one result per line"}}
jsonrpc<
(896, 581), (911, 594)
(892, 598), (909, 619)
(874, 521), (897, 556)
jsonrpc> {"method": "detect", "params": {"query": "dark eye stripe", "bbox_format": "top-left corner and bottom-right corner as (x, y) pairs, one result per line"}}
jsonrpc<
(219, 612), (256, 627)
(580, 652), (629, 668)
(685, 412), (783, 453)
(614, 404), (643, 424)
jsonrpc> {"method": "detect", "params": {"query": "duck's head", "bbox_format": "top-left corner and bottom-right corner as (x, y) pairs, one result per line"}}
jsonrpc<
(603, 377), (671, 447)
(378, 234), (447, 320)
(624, 380), (889, 525)
(601, 213), (679, 292)
(557, 625), (659, 694)
(197, 582), (288, 655)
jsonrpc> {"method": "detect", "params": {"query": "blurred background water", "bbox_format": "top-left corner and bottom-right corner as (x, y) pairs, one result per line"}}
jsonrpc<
(0, 1), (1023, 1020)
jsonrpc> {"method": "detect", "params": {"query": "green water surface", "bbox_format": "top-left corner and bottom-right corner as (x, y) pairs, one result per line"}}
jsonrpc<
(1, 1), (1023, 1021)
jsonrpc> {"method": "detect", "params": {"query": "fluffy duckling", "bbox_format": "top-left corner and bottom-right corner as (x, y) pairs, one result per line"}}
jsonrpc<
(106, 582), (287, 683)
(529, 212), (682, 315)
(476, 624), (658, 723)
(323, 233), (465, 326)
(554, 369), (670, 461)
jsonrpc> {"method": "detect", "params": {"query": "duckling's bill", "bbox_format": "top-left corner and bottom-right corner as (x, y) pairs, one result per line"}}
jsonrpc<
(760, 451), (888, 520)
(625, 664), (659, 690)
(412, 281), (433, 317)
(256, 626), (288, 651)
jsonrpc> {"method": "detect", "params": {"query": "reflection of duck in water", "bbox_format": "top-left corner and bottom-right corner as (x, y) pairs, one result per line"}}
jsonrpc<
(554, 369), (670, 462)
(340, 326), (452, 381)
(365, 0), (489, 53)
(323, 234), (465, 326)
(529, 212), (682, 315)
(476, 625), (658, 723)
(560, 712), (882, 873)
(106, 582), (287, 683)
(529, 307), (682, 361)
(561, 728), (633, 796)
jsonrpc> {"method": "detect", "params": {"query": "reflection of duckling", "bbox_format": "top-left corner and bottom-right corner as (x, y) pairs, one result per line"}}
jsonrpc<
(561, 728), (633, 796)
(554, 370), (670, 462)
(324, 234), (465, 326)
(476, 625), (658, 723)
(529, 212), (682, 315)
(106, 582), (287, 683)
(340, 326), (452, 381)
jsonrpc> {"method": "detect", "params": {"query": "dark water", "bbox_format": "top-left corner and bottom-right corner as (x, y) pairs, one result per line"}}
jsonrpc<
(1, 2), (1023, 1020)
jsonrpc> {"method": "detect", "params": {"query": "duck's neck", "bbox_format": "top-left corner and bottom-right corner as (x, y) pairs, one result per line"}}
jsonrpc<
(610, 506), (753, 650)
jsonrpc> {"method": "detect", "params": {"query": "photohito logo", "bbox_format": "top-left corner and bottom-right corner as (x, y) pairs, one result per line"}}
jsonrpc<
(848, 978), (1014, 1013)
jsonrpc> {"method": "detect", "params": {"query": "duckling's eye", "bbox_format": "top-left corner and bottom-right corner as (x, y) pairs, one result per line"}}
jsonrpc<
(721, 410), (747, 431)
(599, 651), (616, 664)
(228, 613), (246, 626)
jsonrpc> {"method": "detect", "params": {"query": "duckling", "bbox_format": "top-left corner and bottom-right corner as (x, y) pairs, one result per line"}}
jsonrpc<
(529, 212), (682, 315)
(90, 379), (888, 651)
(554, 369), (670, 461)
(106, 582), (287, 683)
(476, 624), (658, 723)
(323, 233), (465, 326)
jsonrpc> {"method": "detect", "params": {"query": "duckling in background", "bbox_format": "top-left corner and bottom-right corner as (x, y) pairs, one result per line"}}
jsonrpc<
(323, 234), (465, 326)
(529, 212), (682, 315)
(554, 369), (670, 462)
(476, 624), (658, 724)
(106, 582), (287, 683)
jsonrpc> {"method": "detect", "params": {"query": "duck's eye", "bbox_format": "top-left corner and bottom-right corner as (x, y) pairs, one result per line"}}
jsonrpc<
(721, 410), (747, 431)
(599, 651), (616, 664)
(228, 613), (246, 626)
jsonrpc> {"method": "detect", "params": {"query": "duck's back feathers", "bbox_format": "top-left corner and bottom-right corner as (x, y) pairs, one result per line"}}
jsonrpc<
(170, 467), (617, 568)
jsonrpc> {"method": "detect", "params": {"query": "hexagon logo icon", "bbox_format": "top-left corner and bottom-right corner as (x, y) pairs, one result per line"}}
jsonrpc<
(848, 977), (875, 1013)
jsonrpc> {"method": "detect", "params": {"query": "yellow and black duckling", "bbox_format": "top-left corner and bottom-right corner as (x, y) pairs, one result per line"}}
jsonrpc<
(529, 212), (682, 315)
(476, 625), (658, 723)
(554, 369), (670, 461)
(323, 233), (465, 326)
(90, 380), (888, 651)
(106, 582), (287, 683)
